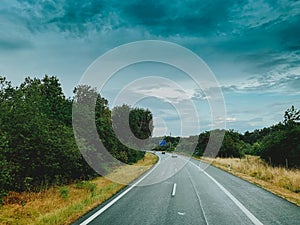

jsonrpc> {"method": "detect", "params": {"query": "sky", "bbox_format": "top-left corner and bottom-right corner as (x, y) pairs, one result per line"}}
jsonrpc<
(1, 0), (300, 136)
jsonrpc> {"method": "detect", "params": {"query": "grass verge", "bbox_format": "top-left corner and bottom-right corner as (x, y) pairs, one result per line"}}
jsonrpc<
(196, 155), (300, 206)
(0, 152), (158, 225)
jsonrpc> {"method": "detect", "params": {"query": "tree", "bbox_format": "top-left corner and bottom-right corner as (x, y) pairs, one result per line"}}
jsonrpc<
(0, 76), (154, 196)
(261, 123), (300, 167)
(250, 142), (263, 156)
(129, 108), (153, 140)
(284, 105), (300, 124)
(0, 132), (12, 203)
(217, 130), (245, 158)
(194, 130), (245, 158)
(40, 75), (72, 125)
(195, 131), (210, 156)
(0, 76), (96, 192)
(111, 105), (133, 148)
(260, 106), (300, 167)
(112, 104), (153, 150)
(73, 86), (149, 166)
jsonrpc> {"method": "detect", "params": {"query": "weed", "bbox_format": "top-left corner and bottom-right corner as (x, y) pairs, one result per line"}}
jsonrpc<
(75, 181), (96, 193)
(59, 187), (69, 199)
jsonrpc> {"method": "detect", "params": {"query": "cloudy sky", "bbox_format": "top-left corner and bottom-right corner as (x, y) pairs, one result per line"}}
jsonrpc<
(1, 0), (300, 136)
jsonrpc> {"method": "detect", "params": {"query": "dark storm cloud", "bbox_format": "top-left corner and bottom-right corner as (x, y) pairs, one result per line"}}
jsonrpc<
(123, 0), (300, 80)
(14, 0), (111, 34)
(47, 0), (109, 33)
(11, 0), (300, 43)
(122, 0), (239, 36)
(2, 0), (300, 78)
(13, 0), (239, 36)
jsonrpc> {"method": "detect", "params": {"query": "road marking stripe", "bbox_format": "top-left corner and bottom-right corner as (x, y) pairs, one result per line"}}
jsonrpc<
(189, 161), (264, 225)
(187, 169), (209, 225)
(172, 183), (177, 196)
(79, 154), (161, 225)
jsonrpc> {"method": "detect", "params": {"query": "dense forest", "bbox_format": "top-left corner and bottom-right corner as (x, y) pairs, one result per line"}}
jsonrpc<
(0, 75), (152, 203)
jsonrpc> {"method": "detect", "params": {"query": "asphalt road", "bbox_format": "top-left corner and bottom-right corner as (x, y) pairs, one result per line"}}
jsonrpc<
(73, 153), (300, 225)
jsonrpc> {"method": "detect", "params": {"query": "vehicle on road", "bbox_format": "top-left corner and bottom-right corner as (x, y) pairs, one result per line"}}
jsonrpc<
(162, 151), (166, 154)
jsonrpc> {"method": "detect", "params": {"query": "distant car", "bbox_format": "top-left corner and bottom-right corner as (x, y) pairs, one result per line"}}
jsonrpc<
(162, 151), (166, 154)
(171, 154), (177, 158)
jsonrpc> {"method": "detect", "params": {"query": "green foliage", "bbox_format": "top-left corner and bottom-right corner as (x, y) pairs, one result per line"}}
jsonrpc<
(129, 107), (153, 140)
(149, 136), (180, 152)
(248, 142), (263, 156)
(261, 122), (300, 167)
(59, 187), (69, 199)
(1, 72), (298, 201)
(73, 86), (149, 165)
(0, 132), (12, 204)
(195, 131), (210, 156)
(175, 135), (199, 156)
(75, 181), (96, 193)
(0, 76), (151, 198)
(149, 106), (300, 168)
(194, 130), (246, 158)
(251, 106), (300, 168)
(218, 130), (246, 158)
(111, 104), (153, 150)
(284, 105), (300, 124)
(150, 130), (246, 158)
(0, 76), (96, 194)
(242, 127), (274, 145)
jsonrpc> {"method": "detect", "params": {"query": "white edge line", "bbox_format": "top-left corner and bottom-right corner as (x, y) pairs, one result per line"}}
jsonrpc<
(172, 183), (177, 196)
(79, 153), (161, 225)
(189, 160), (264, 225)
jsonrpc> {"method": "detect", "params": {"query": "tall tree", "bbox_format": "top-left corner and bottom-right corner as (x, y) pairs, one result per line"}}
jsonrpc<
(1, 76), (95, 191)
(260, 106), (300, 167)
(112, 105), (153, 149)
(284, 105), (300, 124)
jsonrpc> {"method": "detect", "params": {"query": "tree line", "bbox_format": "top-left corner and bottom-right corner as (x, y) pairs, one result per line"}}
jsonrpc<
(149, 106), (300, 168)
(0, 75), (152, 203)
(1, 74), (299, 203)
(243, 106), (300, 168)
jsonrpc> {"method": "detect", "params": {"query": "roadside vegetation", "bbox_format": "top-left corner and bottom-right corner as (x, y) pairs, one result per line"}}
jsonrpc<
(0, 75), (153, 203)
(0, 152), (157, 225)
(149, 106), (300, 170)
(1, 74), (299, 223)
(199, 156), (300, 206)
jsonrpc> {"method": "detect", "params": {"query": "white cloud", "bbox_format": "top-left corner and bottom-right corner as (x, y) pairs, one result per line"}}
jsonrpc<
(134, 84), (194, 103)
(215, 117), (237, 124)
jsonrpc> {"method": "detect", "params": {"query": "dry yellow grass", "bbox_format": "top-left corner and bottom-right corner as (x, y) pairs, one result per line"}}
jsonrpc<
(198, 155), (300, 206)
(0, 152), (158, 225)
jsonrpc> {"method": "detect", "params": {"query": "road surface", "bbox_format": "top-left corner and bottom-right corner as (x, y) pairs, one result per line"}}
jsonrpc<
(73, 153), (300, 225)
